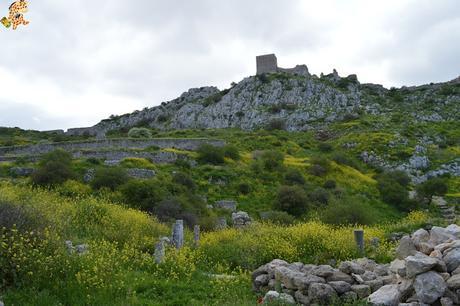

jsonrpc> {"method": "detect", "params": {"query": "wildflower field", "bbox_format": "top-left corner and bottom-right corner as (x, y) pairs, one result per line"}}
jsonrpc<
(0, 182), (431, 305)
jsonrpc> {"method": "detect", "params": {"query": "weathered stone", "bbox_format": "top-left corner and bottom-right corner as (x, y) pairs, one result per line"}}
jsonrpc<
(263, 291), (280, 303)
(308, 283), (338, 304)
(440, 272), (451, 281)
(126, 168), (156, 179)
(351, 284), (371, 298)
(294, 290), (310, 305)
(368, 284), (401, 306)
(406, 252), (442, 277)
(352, 273), (365, 284)
(339, 261), (365, 275)
(443, 288), (459, 304)
(446, 224), (460, 238)
(390, 259), (407, 277)
(232, 211), (252, 228)
(452, 265), (460, 275)
(443, 248), (460, 272)
(382, 275), (396, 285)
(430, 249), (443, 260)
(429, 226), (456, 245)
(328, 281), (351, 294)
(418, 242), (434, 255)
(412, 229), (430, 247)
(440, 297), (454, 306)
(362, 271), (378, 281)
(327, 270), (354, 284)
(279, 293), (296, 304)
(356, 258), (378, 271)
(172, 220), (184, 249)
(154, 240), (165, 264)
(414, 271), (446, 304)
(215, 200), (237, 212)
(301, 264), (316, 274)
(396, 236), (417, 259)
(342, 291), (358, 302)
(365, 278), (384, 292)
(447, 274), (460, 289)
(254, 274), (270, 291)
(75, 244), (89, 255)
(375, 264), (390, 276)
(274, 266), (303, 290)
(312, 265), (335, 278)
(292, 274), (326, 291)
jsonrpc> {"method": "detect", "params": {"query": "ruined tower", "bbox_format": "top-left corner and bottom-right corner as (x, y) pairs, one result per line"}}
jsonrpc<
(256, 54), (278, 75)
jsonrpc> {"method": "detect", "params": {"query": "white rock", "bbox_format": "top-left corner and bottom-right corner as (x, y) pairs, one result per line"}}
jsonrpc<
(390, 259), (407, 277)
(429, 226), (456, 245)
(443, 247), (460, 272)
(368, 284), (401, 306)
(263, 290), (280, 302)
(406, 252), (441, 278)
(446, 224), (460, 238)
(396, 236), (417, 259)
(414, 271), (446, 304)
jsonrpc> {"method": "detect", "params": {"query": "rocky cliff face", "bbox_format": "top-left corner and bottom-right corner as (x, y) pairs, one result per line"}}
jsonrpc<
(66, 69), (460, 137)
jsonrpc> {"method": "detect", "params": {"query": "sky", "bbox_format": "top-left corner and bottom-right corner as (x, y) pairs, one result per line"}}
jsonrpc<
(0, 0), (459, 131)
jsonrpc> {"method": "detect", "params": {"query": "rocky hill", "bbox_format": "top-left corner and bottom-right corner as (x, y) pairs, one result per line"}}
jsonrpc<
(66, 68), (460, 138)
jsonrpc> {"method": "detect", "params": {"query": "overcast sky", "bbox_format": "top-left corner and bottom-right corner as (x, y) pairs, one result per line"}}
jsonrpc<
(0, 0), (459, 131)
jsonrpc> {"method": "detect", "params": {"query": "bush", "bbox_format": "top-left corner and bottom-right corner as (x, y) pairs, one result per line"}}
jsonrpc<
(128, 127), (152, 138)
(323, 180), (337, 189)
(332, 153), (361, 170)
(197, 144), (225, 165)
(223, 145), (240, 161)
(0, 201), (45, 232)
(416, 178), (448, 202)
(91, 167), (129, 191)
(274, 185), (310, 217)
(154, 198), (183, 222)
(172, 172), (196, 191)
(260, 150), (284, 171)
(31, 149), (74, 187)
(321, 196), (378, 225)
(308, 187), (330, 205)
(260, 211), (295, 225)
(237, 182), (251, 195)
(376, 171), (411, 188)
(284, 168), (306, 185)
(174, 159), (192, 169)
(308, 157), (330, 177)
(119, 179), (166, 211)
(57, 180), (92, 197)
(318, 143), (333, 153)
(377, 178), (410, 211)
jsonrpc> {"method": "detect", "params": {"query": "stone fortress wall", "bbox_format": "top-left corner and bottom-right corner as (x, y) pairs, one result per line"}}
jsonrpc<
(0, 138), (225, 157)
(256, 53), (310, 76)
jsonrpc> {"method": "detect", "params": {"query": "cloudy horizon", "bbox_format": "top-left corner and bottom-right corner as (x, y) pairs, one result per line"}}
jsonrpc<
(0, 0), (459, 131)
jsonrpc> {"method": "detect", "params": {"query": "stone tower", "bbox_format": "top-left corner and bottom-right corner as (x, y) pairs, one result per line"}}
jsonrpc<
(256, 54), (278, 75)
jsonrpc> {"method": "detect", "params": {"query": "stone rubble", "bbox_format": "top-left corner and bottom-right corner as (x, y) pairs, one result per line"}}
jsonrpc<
(252, 224), (460, 305)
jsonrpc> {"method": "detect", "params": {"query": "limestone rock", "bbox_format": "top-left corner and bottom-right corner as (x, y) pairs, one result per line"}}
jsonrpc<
(414, 271), (446, 304)
(446, 225), (460, 238)
(447, 274), (460, 290)
(254, 274), (270, 291)
(405, 252), (442, 278)
(440, 297), (454, 306)
(368, 284), (401, 306)
(351, 284), (371, 298)
(308, 283), (338, 304)
(231, 211), (252, 228)
(328, 281), (351, 294)
(327, 270), (354, 284)
(390, 259), (407, 277)
(342, 291), (358, 302)
(396, 236), (417, 259)
(292, 274), (326, 290)
(412, 229), (430, 247)
(429, 226), (456, 245)
(365, 278), (384, 292)
(312, 265), (335, 278)
(294, 290), (310, 305)
(443, 248), (460, 272)
(339, 261), (365, 275)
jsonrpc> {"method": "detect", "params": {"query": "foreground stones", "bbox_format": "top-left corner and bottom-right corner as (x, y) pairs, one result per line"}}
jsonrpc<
(252, 224), (460, 305)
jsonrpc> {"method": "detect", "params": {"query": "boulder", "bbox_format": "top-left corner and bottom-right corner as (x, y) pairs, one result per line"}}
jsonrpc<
(405, 252), (442, 278)
(440, 297), (454, 306)
(327, 270), (354, 284)
(232, 211), (252, 228)
(294, 290), (310, 305)
(328, 281), (351, 294)
(429, 226), (455, 245)
(365, 278), (384, 292)
(312, 265), (335, 278)
(342, 291), (358, 301)
(414, 271), (446, 304)
(446, 224), (460, 238)
(375, 264), (390, 276)
(396, 236), (417, 259)
(418, 242), (434, 255)
(447, 274), (460, 290)
(362, 271), (378, 281)
(452, 265), (460, 275)
(368, 284), (401, 306)
(274, 266), (303, 290)
(263, 291), (280, 302)
(278, 293), (296, 305)
(351, 284), (371, 298)
(390, 259), (407, 277)
(254, 274), (270, 291)
(292, 274), (326, 291)
(339, 261), (365, 275)
(412, 229), (430, 247)
(308, 283), (338, 304)
(443, 248), (460, 272)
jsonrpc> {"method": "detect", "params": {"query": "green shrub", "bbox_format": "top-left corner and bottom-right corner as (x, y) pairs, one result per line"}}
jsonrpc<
(197, 144), (225, 165)
(128, 127), (152, 138)
(318, 143), (333, 153)
(332, 153), (361, 170)
(274, 185), (310, 217)
(376, 170), (411, 188)
(174, 158), (192, 169)
(309, 187), (330, 205)
(259, 150), (284, 171)
(237, 182), (251, 195)
(416, 177), (448, 202)
(31, 149), (74, 187)
(309, 164), (327, 177)
(57, 180), (92, 197)
(284, 168), (306, 185)
(91, 167), (129, 191)
(172, 172), (196, 191)
(260, 211), (295, 225)
(0, 201), (45, 232)
(377, 177), (410, 211)
(321, 196), (378, 225)
(223, 145), (240, 160)
(266, 119), (286, 131)
(323, 180), (337, 189)
(119, 179), (166, 211)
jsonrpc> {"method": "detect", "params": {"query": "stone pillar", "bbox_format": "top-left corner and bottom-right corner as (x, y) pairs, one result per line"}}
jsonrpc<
(154, 240), (165, 264)
(354, 229), (365, 255)
(172, 220), (184, 249)
(194, 225), (200, 248)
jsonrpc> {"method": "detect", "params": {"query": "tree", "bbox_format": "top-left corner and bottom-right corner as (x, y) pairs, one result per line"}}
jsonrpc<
(274, 185), (309, 217)
(284, 168), (305, 185)
(260, 150), (284, 171)
(416, 178), (448, 203)
(120, 179), (166, 211)
(91, 167), (129, 191)
(31, 149), (74, 187)
(197, 144), (225, 165)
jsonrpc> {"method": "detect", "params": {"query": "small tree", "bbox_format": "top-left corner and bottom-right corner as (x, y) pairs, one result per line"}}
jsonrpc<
(31, 149), (74, 187)
(274, 185), (309, 217)
(284, 168), (306, 185)
(416, 178), (448, 203)
(260, 150), (284, 171)
(223, 145), (241, 160)
(119, 179), (166, 210)
(197, 144), (225, 165)
(91, 167), (129, 191)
